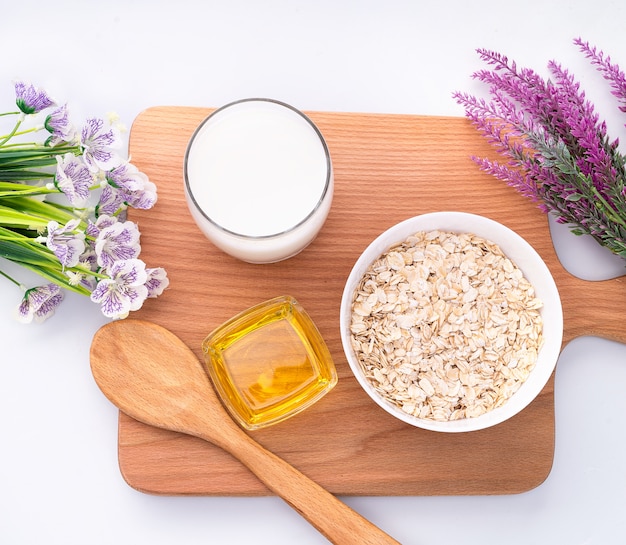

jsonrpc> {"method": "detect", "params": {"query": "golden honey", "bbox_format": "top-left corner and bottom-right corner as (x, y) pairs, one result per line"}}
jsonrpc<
(202, 296), (337, 430)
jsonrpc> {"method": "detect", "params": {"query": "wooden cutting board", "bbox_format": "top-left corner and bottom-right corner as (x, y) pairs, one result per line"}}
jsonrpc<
(121, 106), (626, 496)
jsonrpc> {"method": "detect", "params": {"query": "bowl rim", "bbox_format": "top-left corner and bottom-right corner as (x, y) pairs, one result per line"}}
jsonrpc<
(339, 211), (563, 433)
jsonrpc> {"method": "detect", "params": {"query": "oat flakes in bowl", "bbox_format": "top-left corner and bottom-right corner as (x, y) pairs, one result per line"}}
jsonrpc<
(339, 212), (563, 432)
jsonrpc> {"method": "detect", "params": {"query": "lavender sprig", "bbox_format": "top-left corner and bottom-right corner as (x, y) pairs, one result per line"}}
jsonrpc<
(453, 39), (626, 259)
(575, 37), (626, 113)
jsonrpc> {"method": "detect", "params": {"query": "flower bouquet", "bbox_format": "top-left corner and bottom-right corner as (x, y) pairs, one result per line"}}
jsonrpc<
(453, 38), (626, 260)
(0, 82), (168, 323)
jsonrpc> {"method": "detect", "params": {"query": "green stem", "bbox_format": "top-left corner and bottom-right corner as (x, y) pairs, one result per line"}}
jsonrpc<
(0, 268), (24, 289)
(0, 116), (24, 147)
(0, 196), (83, 229)
(0, 141), (47, 149)
(0, 126), (40, 141)
(0, 186), (57, 198)
(591, 186), (626, 230)
(0, 143), (80, 156)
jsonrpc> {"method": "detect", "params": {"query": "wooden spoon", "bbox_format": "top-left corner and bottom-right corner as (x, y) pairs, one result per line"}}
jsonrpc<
(90, 319), (401, 545)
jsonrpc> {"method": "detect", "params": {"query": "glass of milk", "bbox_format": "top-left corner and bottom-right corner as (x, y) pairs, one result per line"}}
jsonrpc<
(184, 99), (333, 264)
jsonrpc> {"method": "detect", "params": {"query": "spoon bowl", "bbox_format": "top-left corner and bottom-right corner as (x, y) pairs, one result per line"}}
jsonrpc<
(89, 319), (400, 545)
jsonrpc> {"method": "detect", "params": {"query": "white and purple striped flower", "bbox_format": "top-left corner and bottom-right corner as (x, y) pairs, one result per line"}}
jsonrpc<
(42, 219), (86, 268)
(53, 153), (93, 204)
(96, 183), (126, 216)
(86, 214), (118, 238)
(145, 267), (169, 298)
(94, 218), (141, 271)
(106, 162), (148, 192)
(102, 163), (158, 212)
(90, 258), (149, 319)
(14, 81), (55, 115)
(1, 85), (168, 324)
(16, 283), (64, 323)
(125, 179), (158, 210)
(80, 117), (122, 173)
(45, 104), (76, 145)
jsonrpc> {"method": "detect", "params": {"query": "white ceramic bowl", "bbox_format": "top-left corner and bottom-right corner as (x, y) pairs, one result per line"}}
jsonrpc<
(340, 211), (563, 432)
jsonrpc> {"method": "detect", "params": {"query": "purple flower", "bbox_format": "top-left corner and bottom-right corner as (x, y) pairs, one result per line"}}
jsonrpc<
(95, 183), (125, 216)
(86, 214), (118, 238)
(80, 117), (122, 172)
(16, 284), (64, 324)
(65, 249), (99, 291)
(54, 153), (93, 204)
(45, 104), (76, 145)
(106, 162), (147, 192)
(42, 219), (86, 268)
(575, 37), (626, 113)
(471, 156), (542, 203)
(145, 267), (169, 298)
(14, 81), (56, 114)
(125, 179), (158, 210)
(103, 163), (158, 211)
(94, 219), (141, 271)
(453, 39), (626, 258)
(90, 259), (149, 319)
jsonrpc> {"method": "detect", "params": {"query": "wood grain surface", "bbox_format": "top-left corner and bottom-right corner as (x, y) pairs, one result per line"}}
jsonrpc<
(92, 320), (401, 545)
(120, 106), (626, 497)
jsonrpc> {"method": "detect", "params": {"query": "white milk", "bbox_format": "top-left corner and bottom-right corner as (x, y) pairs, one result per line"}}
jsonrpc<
(184, 99), (333, 263)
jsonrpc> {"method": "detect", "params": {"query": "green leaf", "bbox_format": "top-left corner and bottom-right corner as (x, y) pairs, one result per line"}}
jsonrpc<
(0, 238), (58, 267)
(0, 181), (55, 199)
(0, 238), (92, 296)
(18, 261), (92, 296)
(0, 169), (54, 181)
(0, 147), (74, 161)
(0, 205), (49, 228)
(0, 181), (42, 191)
(0, 158), (56, 170)
(0, 197), (79, 226)
(565, 193), (584, 202)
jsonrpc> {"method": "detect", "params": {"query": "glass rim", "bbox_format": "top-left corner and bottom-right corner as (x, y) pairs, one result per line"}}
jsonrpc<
(183, 97), (333, 240)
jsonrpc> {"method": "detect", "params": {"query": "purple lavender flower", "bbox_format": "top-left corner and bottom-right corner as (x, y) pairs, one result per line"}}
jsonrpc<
(90, 258), (149, 319)
(453, 39), (626, 258)
(45, 104), (76, 144)
(80, 117), (122, 172)
(54, 153), (93, 204)
(14, 81), (56, 114)
(16, 283), (64, 323)
(575, 38), (626, 113)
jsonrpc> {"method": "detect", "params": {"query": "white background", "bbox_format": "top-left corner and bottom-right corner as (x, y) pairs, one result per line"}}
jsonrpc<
(1, 1), (626, 544)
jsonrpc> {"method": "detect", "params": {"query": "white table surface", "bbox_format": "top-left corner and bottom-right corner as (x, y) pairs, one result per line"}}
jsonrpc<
(2, 1), (625, 544)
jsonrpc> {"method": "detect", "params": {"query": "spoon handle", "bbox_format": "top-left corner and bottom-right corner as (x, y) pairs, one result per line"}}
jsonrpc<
(212, 427), (402, 545)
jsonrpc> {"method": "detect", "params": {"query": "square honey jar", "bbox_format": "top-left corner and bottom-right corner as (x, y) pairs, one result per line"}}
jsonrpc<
(202, 296), (338, 430)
